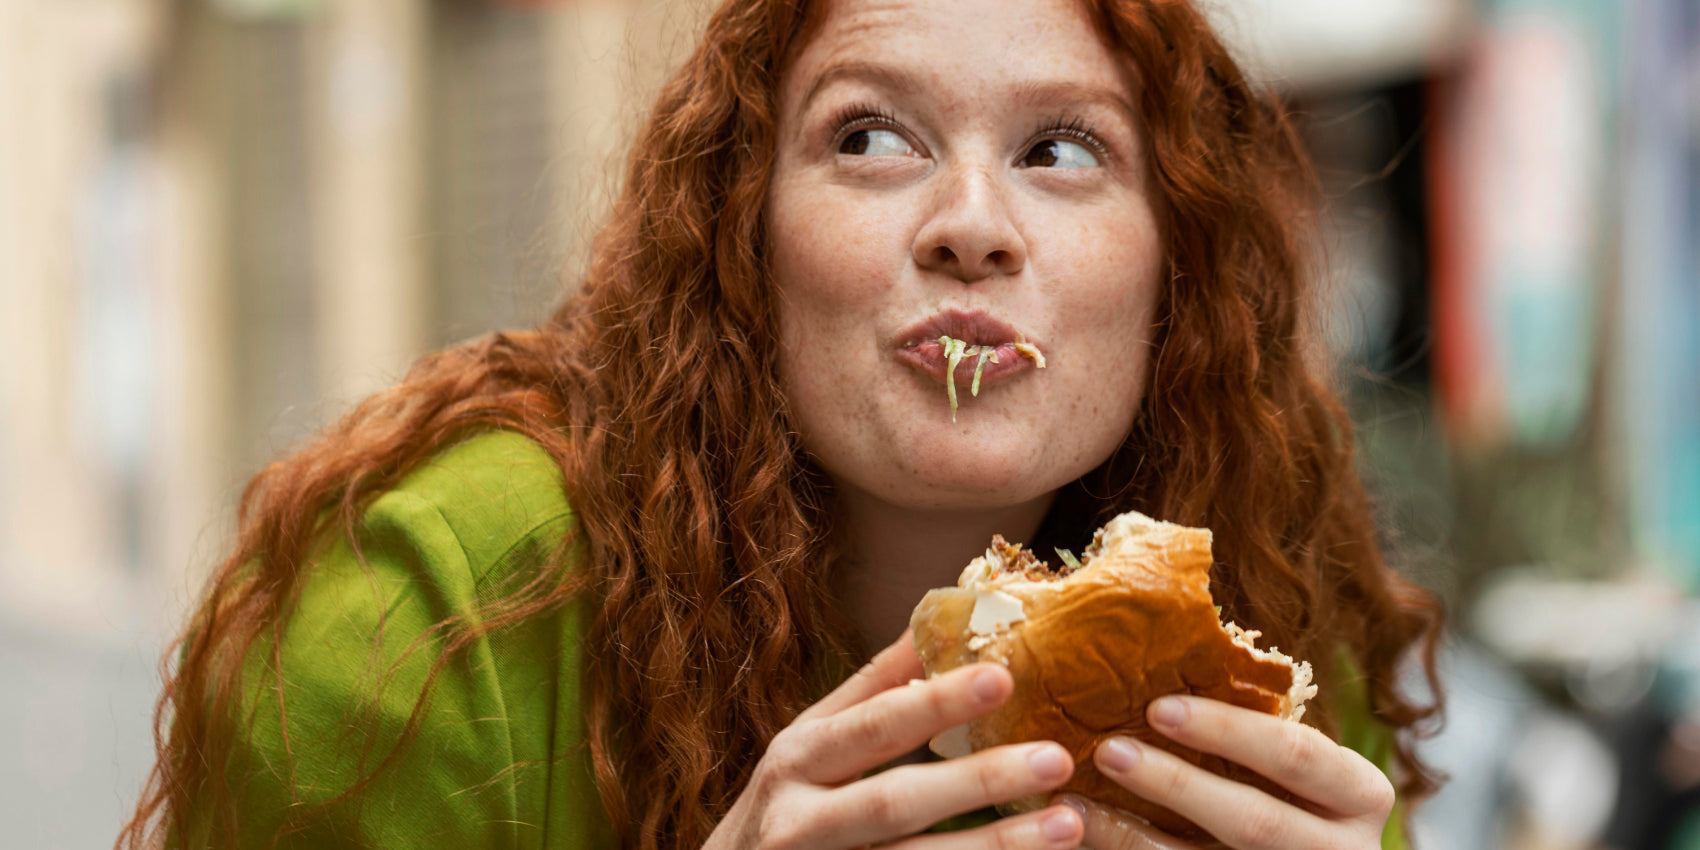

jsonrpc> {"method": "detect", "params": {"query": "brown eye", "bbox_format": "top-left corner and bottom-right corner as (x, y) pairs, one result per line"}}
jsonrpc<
(840, 128), (913, 157)
(1022, 139), (1098, 169)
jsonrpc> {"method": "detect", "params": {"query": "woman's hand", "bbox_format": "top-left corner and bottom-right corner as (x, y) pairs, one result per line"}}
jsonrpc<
(1060, 696), (1395, 850)
(704, 629), (1085, 850)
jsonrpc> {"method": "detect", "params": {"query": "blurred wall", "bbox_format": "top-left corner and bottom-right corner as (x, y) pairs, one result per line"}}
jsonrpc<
(5, 0), (1700, 848)
(0, 0), (717, 639)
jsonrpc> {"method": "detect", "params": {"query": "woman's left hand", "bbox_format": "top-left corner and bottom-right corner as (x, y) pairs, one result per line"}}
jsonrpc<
(1057, 695), (1395, 850)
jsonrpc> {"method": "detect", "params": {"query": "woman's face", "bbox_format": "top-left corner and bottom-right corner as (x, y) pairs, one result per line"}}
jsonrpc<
(767, 0), (1163, 512)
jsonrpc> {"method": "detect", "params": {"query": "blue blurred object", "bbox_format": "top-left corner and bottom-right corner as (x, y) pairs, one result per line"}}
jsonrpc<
(1621, 0), (1700, 590)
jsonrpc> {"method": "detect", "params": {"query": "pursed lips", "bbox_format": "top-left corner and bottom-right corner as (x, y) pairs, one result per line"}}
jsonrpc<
(893, 309), (1045, 389)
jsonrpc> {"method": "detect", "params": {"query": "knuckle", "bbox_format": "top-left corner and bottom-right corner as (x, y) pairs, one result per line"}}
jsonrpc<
(865, 782), (913, 829)
(847, 707), (904, 754)
(1275, 726), (1321, 776)
(756, 807), (804, 850)
(926, 675), (959, 718)
(762, 729), (807, 779)
(971, 753), (1007, 802)
(1102, 821), (1148, 850)
(990, 817), (1029, 850)
(1112, 825), (1152, 850)
(1230, 804), (1288, 850)
(1153, 758), (1192, 802)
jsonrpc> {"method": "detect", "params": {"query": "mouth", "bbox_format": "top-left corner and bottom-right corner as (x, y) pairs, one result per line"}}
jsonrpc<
(894, 310), (1047, 418)
(896, 309), (1035, 351)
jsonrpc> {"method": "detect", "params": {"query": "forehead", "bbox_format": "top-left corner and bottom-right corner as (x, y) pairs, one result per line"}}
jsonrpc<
(784, 0), (1132, 106)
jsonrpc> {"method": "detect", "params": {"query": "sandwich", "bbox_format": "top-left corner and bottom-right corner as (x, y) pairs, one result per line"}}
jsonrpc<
(908, 510), (1317, 839)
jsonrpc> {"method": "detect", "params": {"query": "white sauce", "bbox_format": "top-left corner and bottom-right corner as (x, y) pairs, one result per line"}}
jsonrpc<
(969, 589), (1027, 636)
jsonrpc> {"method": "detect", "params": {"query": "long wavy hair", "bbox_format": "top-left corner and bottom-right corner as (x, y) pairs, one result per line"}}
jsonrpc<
(120, 0), (1443, 847)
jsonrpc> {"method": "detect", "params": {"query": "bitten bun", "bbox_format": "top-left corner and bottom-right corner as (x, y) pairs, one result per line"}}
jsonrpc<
(908, 510), (1317, 840)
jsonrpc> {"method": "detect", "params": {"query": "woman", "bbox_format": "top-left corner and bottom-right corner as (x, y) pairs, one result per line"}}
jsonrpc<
(120, 0), (1442, 848)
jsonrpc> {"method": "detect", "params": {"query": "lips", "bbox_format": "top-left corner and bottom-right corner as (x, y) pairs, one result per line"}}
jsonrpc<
(895, 309), (1043, 388)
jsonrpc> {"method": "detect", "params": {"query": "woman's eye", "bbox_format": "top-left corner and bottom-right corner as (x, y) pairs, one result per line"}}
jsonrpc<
(1023, 139), (1099, 169)
(840, 128), (915, 157)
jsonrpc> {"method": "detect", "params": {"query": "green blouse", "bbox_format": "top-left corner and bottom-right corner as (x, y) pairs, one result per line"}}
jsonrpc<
(194, 430), (1405, 849)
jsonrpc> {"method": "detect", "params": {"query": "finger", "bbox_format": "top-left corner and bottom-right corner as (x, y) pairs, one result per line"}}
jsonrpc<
(1093, 736), (1336, 850)
(1145, 696), (1396, 818)
(816, 741), (1074, 846)
(1054, 795), (1201, 850)
(791, 662), (1013, 783)
(800, 627), (923, 722)
(882, 804), (1084, 850)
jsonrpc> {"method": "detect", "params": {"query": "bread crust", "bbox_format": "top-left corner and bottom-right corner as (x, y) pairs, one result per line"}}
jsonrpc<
(909, 512), (1312, 840)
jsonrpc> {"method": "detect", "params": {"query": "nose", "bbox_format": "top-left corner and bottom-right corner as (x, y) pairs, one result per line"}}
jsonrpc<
(912, 166), (1027, 283)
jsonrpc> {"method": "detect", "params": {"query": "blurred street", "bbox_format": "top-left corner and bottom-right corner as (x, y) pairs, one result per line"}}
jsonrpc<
(0, 613), (160, 850)
(4, 0), (1697, 847)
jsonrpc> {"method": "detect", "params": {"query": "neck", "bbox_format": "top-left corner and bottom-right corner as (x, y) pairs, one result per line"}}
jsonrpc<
(831, 485), (1056, 658)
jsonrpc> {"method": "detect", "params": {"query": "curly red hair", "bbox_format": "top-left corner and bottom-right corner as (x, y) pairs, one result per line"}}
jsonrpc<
(119, 1), (1442, 848)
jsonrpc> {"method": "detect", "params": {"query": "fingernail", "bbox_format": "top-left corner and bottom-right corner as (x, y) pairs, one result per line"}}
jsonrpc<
(1099, 736), (1142, 772)
(1058, 795), (1088, 818)
(1029, 744), (1071, 781)
(1150, 696), (1188, 729)
(1042, 808), (1080, 843)
(971, 669), (1004, 703)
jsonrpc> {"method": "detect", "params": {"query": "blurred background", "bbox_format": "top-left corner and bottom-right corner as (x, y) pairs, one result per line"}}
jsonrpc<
(0, 0), (1694, 847)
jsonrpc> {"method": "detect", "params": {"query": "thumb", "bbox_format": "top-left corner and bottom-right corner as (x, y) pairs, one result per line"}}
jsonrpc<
(1056, 795), (1203, 850)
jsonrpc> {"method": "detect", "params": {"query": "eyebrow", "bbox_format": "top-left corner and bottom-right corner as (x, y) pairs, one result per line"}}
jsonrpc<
(1010, 80), (1139, 127)
(800, 60), (923, 111)
(800, 60), (1138, 127)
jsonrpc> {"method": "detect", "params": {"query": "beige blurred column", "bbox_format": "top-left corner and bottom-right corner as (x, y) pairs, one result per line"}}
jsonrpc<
(308, 0), (428, 406)
(150, 6), (237, 605)
(542, 0), (716, 289)
(0, 0), (129, 632)
(543, 0), (631, 287)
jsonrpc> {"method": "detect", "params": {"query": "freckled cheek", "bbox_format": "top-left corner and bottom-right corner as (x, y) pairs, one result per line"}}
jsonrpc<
(1043, 209), (1161, 432)
(1045, 211), (1161, 329)
(773, 192), (908, 321)
(771, 191), (909, 422)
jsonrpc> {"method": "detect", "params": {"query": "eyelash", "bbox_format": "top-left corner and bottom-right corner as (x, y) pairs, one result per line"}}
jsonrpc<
(1035, 116), (1111, 161)
(828, 102), (1112, 163)
(829, 102), (903, 138)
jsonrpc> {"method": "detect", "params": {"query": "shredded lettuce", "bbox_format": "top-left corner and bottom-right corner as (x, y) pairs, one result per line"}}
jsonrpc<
(936, 336), (1037, 418)
(971, 346), (994, 397)
(938, 335), (967, 421)
(1054, 547), (1081, 568)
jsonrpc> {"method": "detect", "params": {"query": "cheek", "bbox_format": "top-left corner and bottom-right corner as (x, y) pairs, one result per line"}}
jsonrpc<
(768, 182), (905, 323)
(767, 177), (914, 452)
(1047, 202), (1164, 425)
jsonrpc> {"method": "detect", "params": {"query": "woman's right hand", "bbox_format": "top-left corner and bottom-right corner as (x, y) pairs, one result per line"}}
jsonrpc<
(703, 628), (1085, 850)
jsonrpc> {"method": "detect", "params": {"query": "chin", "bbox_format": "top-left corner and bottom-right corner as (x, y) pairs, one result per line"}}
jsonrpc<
(865, 435), (1085, 512)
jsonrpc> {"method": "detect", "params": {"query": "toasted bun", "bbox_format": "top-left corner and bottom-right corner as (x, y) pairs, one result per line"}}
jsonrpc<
(909, 510), (1317, 840)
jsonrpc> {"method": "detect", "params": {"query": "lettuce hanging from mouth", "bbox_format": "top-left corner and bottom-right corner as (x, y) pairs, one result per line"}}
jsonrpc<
(971, 346), (997, 397)
(937, 335), (1044, 421)
(939, 336), (968, 421)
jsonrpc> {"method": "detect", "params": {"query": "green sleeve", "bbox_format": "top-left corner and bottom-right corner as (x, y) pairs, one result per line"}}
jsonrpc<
(185, 431), (615, 850)
(1334, 663), (1408, 850)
